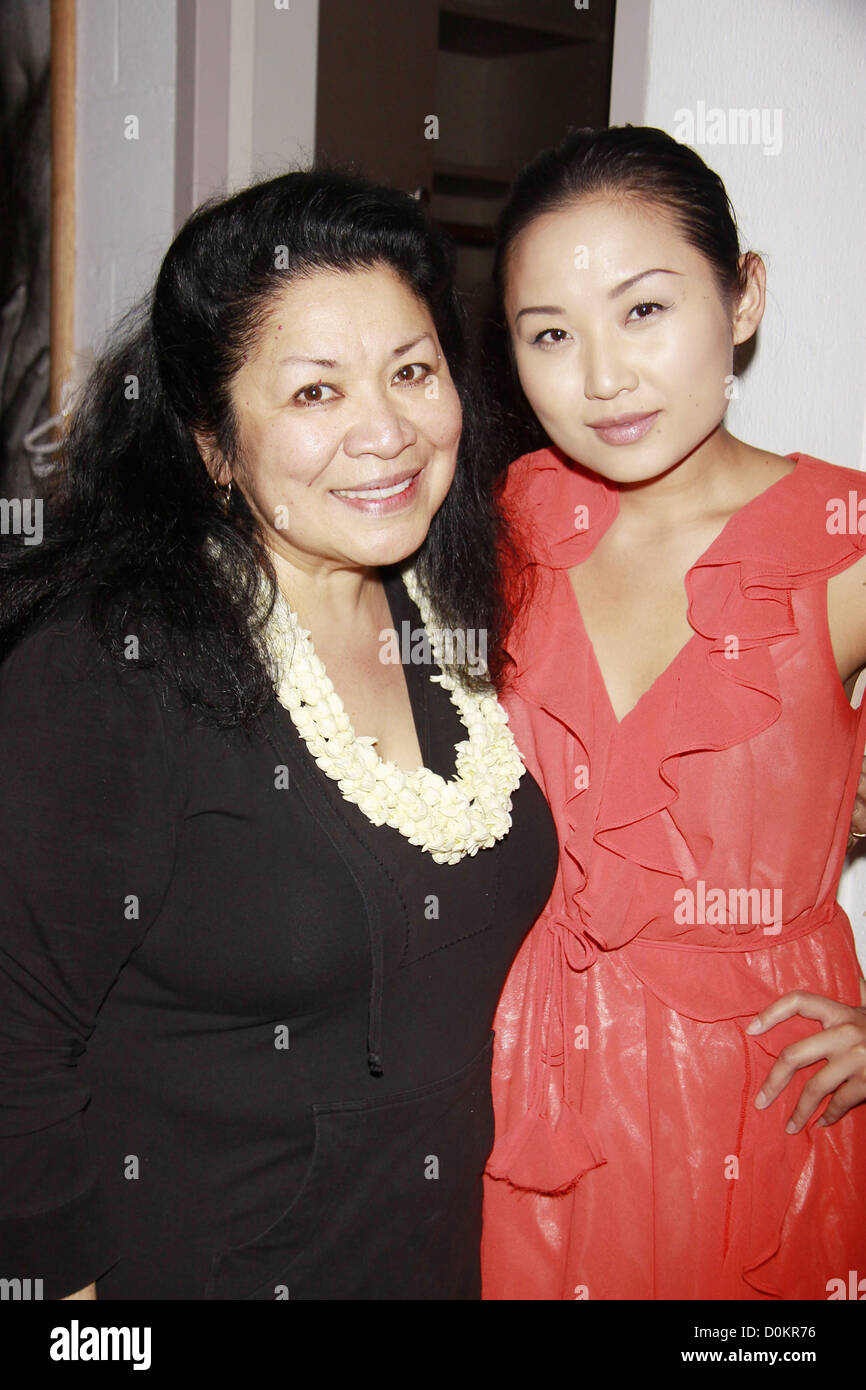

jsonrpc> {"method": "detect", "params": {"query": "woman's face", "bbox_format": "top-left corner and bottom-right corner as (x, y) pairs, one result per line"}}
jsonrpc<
(504, 195), (760, 484)
(211, 264), (462, 576)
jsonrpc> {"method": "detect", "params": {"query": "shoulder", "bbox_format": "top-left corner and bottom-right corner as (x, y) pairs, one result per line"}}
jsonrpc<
(787, 454), (866, 569)
(729, 452), (866, 565)
(3, 589), (99, 676)
(0, 588), (185, 790)
(500, 446), (583, 505)
(785, 456), (866, 681)
(498, 446), (616, 570)
(0, 594), (186, 945)
(792, 451), (863, 485)
(788, 452), (866, 510)
(2, 591), (144, 711)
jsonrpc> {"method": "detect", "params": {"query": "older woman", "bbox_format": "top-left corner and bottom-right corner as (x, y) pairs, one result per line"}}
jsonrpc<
(0, 170), (557, 1300)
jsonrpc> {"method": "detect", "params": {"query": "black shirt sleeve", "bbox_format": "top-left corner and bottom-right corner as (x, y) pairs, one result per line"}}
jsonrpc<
(0, 609), (181, 1298)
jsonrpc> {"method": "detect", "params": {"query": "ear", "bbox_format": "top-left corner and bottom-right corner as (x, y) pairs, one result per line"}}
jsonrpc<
(731, 251), (765, 348)
(192, 429), (231, 488)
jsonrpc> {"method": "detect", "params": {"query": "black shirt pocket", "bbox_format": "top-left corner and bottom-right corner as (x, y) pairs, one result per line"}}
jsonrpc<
(204, 1032), (495, 1300)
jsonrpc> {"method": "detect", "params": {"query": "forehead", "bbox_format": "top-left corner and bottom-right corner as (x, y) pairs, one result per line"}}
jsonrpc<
(505, 196), (698, 297)
(249, 263), (434, 356)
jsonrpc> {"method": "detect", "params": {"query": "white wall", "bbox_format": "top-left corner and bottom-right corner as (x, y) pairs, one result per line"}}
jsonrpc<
(225, 0), (319, 191)
(611, 0), (866, 963)
(611, 0), (866, 471)
(244, 0), (318, 185)
(75, 0), (320, 373)
(75, 0), (178, 363)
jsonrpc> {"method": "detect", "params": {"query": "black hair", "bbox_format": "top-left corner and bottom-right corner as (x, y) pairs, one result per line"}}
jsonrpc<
(483, 124), (750, 464)
(0, 167), (510, 722)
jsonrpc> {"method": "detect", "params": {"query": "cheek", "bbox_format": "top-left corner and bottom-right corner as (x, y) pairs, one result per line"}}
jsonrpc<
(427, 385), (463, 451)
(661, 310), (733, 395)
(259, 416), (340, 486)
(515, 352), (568, 416)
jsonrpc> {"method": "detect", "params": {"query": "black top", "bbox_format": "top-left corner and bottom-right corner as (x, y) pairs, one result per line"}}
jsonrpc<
(0, 570), (557, 1300)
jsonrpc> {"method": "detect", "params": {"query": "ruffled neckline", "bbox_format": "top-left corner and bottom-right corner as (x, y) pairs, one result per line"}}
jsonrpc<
(505, 446), (808, 569)
(501, 447), (866, 927)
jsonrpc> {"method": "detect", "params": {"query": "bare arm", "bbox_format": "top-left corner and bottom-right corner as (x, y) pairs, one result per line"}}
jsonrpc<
(832, 562), (866, 849)
(849, 755), (866, 847)
(62, 1283), (96, 1300)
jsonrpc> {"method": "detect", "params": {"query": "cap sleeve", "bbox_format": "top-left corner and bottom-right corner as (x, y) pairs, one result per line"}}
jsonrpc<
(0, 608), (182, 1298)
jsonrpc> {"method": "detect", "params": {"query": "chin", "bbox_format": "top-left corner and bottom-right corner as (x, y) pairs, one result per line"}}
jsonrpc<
(560, 430), (714, 486)
(582, 456), (679, 485)
(553, 442), (660, 483)
(353, 523), (436, 570)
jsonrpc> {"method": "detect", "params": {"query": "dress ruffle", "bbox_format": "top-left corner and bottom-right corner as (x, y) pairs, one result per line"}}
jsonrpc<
(487, 450), (866, 1278)
(504, 453), (866, 959)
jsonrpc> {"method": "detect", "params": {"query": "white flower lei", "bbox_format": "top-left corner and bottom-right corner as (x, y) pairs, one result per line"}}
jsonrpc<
(266, 567), (525, 864)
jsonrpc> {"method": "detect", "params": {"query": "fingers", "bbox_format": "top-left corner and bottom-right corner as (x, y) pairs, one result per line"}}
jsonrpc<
(754, 1026), (842, 1113)
(817, 1072), (866, 1126)
(782, 1041), (864, 1132)
(746, 990), (845, 1035)
(754, 1019), (866, 1130)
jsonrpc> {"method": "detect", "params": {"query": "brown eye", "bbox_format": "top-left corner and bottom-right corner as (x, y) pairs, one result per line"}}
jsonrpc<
(393, 363), (430, 384)
(533, 328), (570, 345)
(628, 302), (665, 321)
(293, 381), (336, 405)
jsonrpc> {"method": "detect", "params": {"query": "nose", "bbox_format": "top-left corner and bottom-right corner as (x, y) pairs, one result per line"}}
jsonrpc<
(582, 331), (638, 401)
(342, 389), (416, 461)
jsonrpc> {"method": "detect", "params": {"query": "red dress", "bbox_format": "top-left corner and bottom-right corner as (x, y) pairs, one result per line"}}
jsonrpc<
(482, 450), (866, 1300)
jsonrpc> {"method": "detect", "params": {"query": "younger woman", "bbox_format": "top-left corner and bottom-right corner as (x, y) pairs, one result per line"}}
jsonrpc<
(481, 126), (866, 1300)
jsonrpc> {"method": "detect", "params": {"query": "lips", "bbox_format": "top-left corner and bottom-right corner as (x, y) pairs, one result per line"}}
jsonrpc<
(587, 411), (659, 446)
(331, 467), (420, 500)
(330, 467), (423, 514)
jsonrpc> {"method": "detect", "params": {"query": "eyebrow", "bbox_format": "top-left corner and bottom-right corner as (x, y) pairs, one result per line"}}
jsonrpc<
(607, 268), (682, 299)
(514, 304), (564, 324)
(277, 333), (436, 369)
(514, 269), (684, 323)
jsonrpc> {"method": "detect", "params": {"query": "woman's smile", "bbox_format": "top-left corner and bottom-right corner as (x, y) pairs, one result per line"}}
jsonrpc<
(330, 465), (424, 512)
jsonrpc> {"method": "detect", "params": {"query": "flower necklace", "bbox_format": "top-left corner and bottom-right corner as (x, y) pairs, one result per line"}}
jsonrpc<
(266, 567), (525, 864)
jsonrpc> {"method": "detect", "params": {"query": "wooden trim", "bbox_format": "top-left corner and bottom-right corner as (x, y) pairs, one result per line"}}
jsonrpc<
(50, 0), (76, 418)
